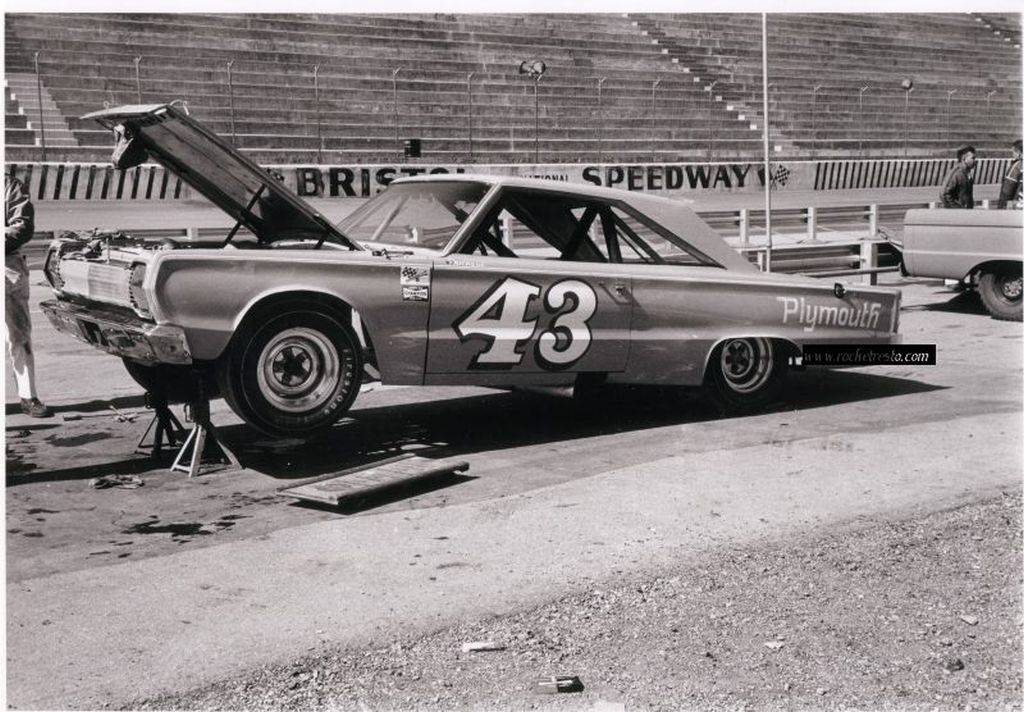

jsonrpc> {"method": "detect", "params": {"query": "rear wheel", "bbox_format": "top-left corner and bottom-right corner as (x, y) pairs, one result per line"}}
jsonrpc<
(703, 337), (787, 415)
(978, 268), (1022, 322)
(217, 306), (362, 438)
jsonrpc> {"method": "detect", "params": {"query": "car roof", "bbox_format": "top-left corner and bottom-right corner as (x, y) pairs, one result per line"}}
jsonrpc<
(390, 173), (696, 207)
(390, 173), (754, 272)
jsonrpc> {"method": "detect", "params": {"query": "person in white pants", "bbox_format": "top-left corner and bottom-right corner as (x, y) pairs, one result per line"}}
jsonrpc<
(6, 176), (51, 418)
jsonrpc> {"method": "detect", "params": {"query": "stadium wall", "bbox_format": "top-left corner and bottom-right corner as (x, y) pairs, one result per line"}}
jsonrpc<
(5, 158), (1011, 203)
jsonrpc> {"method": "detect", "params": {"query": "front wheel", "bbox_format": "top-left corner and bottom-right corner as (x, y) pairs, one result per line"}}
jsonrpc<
(217, 308), (363, 438)
(703, 337), (787, 415)
(978, 269), (1022, 322)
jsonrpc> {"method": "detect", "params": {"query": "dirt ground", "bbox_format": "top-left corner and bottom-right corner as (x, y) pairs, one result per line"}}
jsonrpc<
(137, 492), (1023, 712)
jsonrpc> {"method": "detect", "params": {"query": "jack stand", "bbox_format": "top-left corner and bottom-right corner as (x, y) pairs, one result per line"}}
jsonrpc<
(170, 387), (241, 479)
(137, 392), (187, 457)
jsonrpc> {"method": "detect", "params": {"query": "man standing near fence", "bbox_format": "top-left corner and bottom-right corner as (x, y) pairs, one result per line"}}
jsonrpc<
(996, 139), (1022, 209)
(940, 145), (976, 209)
(6, 176), (52, 418)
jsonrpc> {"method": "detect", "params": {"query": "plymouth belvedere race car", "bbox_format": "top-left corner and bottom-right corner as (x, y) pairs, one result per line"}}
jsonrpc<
(42, 104), (902, 438)
(900, 208), (1022, 322)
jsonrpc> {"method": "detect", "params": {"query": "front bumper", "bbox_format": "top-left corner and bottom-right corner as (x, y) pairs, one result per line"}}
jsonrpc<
(41, 299), (192, 365)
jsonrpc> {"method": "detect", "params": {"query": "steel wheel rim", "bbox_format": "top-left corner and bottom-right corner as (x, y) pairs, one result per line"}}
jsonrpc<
(720, 337), (773, 394)
(999, 275), (1022, 301)
(256, 327), (340, 413)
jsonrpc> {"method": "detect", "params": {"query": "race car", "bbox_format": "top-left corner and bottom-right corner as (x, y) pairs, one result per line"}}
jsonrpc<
(41, 103), (902, 438)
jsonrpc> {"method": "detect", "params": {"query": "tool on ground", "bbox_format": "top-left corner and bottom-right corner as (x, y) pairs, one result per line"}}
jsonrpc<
(108, 403), (138, 423)
(534, 676), (584, 694)
(88, 474), (144, 489)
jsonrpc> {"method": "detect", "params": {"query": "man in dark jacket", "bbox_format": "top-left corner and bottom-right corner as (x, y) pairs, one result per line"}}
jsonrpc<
(6, 176), (51, 417)
(996, 139), (1022, 209)
(940, 145), (976, 209)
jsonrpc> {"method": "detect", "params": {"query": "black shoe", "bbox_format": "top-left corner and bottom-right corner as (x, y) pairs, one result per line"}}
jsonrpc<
(20, 398), (53, 418)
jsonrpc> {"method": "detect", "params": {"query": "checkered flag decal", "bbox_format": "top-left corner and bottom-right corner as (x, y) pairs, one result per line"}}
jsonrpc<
(771, 164), (791, 188)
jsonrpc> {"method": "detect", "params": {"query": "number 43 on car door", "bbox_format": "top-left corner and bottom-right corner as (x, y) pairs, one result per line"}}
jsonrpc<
(426, 267), (633, 375)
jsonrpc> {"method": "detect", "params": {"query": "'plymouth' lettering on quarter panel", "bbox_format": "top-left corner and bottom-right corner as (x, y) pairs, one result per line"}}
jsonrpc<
(777, 296), (882, 332)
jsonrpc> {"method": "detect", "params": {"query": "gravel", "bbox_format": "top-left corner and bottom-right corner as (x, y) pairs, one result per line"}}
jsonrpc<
(136, 491), (1022, 711)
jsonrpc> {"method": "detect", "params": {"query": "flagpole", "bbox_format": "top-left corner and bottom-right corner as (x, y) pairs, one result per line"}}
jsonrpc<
(761, 13), (773, 272)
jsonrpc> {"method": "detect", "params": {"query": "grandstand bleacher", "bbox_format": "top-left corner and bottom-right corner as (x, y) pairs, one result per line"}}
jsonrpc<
(4, 12), (1022, 164)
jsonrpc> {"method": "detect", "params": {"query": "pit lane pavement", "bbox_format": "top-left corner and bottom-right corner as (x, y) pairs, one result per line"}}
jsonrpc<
(4, 271), (1021, 709)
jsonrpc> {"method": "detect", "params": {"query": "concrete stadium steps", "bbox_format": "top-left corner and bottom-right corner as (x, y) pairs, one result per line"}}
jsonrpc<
(20, 12), (659, 52)
(6, 19), (668, 69)
(625, 15), (769, 147)
(636, 12), (1021, 159)
(5, 12), (1022, 163)
(26, 69), (715, 105)
(11, 46), (677, 81)
(971, 13), (1022, 47)
(1, 144), (768, 164)
(4, 73), (78, 148)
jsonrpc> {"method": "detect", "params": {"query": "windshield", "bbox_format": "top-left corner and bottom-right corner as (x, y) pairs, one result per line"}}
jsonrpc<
(338, 181), (489, 250)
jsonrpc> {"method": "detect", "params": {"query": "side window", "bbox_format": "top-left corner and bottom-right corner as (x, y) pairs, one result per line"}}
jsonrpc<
(497, 208), (561, 259)
(460, 190), (606, 263)
(606, 205), (714, 266)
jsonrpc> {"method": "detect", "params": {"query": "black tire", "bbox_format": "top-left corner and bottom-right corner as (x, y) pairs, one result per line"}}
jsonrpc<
(216, 306), (362, 438)
(122, 359), (217, 403)
(703, 337), (787, 415)
(572, 373), (607, 405)
(978, 268), (1023, 322)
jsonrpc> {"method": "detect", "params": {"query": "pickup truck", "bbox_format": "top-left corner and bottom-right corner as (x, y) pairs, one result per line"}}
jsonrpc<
(900, 208), (1022, 321)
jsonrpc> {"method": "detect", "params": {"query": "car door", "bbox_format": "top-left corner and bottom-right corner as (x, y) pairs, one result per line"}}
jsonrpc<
(424, 188), (633, 379)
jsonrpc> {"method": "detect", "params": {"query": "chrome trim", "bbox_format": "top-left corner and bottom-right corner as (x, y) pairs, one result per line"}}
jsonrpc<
(40, 299), (191, 365)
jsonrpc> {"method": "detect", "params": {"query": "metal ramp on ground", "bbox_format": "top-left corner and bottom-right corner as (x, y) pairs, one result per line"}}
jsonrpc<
(278, 454), (469, 507)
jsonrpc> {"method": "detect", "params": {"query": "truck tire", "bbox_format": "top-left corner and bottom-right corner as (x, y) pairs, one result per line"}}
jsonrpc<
(122, 359), (216, 403)
(703, 337), (787, 415)
(978, 268), (1023, 322)
(217, 306), (362, 438)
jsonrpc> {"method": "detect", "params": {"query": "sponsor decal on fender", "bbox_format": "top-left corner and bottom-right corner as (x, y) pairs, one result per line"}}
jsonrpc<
(777, 296), (882, 332)
(400, 265), (431, 302)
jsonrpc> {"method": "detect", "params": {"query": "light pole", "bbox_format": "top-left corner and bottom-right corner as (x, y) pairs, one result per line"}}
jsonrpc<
(392, 68), (402, 153)
(133, 56), (142, 103)
(517, 61), (547, 164)
(858, 85), (873, 156)
(313, 64), (322, 165)
(811, 84), (822, 156)
(706, 79), (718, 157)
(760, 13), (773, 272)
(33, 51), (47, 161)
(651, 77), (661, 110)
(533, 74), (541, 163)
(226, 60), (236, 146)
(597, 76), (607, 163)
(467, 72), (474, 161)
(901, 79), (914, 157)
(946, 88), (958, 145)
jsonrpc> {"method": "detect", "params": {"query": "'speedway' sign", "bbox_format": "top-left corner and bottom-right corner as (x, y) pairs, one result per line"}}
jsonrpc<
(287, 161), (805, 198)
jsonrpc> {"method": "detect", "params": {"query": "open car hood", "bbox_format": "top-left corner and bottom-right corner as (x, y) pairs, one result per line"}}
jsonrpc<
(82, 103), (359, 249)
